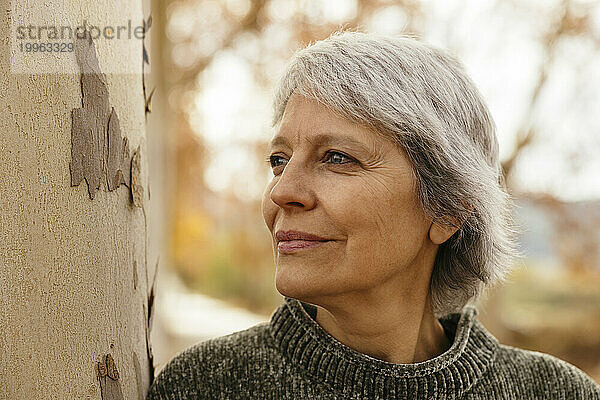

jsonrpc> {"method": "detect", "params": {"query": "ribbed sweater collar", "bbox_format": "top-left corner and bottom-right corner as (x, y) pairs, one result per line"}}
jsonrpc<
(270, 297), (499, 399)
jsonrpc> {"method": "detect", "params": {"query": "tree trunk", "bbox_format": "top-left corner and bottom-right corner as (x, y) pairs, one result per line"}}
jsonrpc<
(0, 1), (154, 399)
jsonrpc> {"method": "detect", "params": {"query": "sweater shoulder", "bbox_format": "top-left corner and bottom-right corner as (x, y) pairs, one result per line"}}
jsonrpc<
(147, 322), (276, 400)
(185, 321), (274, 360)
(163, 321), (273, 370)
(495, 344), (597, 381)
(479, 344), (600, 399)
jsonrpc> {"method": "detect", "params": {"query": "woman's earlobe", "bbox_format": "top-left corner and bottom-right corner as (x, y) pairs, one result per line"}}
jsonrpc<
(428, 219), (460, 245)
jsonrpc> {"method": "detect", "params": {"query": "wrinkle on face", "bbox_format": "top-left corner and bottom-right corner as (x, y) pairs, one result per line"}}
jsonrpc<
(261, 93), (435, 305)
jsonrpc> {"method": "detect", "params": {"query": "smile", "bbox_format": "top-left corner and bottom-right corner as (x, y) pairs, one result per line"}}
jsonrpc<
(277, 240), (331, 254)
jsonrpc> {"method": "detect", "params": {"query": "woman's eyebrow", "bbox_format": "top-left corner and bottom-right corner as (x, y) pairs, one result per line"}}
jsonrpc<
(268, 135), (289, 150)
(268, 132), (373, 153)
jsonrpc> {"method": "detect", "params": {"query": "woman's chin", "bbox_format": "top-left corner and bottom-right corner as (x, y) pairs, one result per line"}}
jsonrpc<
(274, 267), (322, 301)
(275, 271), (305, 299)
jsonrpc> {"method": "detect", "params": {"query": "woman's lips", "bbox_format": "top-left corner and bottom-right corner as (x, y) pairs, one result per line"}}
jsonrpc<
(277, 239), (330, 254)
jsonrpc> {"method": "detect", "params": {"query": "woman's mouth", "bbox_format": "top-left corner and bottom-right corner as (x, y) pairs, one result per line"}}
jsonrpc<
(277, 239), (330, 254)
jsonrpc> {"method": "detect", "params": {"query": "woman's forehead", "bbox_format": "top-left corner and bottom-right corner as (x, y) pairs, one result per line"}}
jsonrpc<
(270, 95), (382, 150)
(268, 131), (375, 155)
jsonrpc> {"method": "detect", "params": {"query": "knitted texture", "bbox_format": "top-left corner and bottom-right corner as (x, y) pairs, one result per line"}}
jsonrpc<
(147, 297), (600, 399)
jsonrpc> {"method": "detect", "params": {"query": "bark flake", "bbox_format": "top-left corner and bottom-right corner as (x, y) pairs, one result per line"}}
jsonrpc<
(70, 30), (137, 203)
(96, 353), (124, 400)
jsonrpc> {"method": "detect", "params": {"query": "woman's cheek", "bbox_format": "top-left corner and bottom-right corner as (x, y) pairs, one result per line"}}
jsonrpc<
(261, 181), (277, 231)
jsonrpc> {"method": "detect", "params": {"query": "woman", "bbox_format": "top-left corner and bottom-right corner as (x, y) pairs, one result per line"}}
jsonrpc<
(148, 32), (600, 399)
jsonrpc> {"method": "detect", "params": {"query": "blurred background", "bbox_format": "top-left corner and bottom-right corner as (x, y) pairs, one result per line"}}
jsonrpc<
(146, 0), (600, 383)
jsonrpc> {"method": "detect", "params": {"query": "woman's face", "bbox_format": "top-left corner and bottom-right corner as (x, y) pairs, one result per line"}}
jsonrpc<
(261, 93), (436, 304)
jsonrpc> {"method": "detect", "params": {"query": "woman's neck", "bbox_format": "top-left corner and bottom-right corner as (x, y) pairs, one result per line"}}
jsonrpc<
(314, 294), (451, 364)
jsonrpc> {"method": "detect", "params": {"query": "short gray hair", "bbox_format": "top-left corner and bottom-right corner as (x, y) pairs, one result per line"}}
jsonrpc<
(271, 31), (519, 318)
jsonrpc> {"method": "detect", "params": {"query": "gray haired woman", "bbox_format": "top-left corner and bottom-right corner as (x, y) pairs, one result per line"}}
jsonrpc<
(148, 32), (600, 399)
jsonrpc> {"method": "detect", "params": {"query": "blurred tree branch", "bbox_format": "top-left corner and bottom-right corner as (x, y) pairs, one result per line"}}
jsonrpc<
(502, 0), (599, 183)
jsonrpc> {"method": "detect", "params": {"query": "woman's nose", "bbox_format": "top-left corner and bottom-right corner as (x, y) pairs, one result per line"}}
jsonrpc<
(269, 160), (317, 211)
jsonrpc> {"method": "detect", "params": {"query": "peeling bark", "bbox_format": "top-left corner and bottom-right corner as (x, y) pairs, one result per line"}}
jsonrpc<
(97, 354), (124, 400)
(142, 15), (153, 118)
(70, 31), (135, 201)
(107, 108), (131, 191)
(133, 260), (138, 291)
(130, 147), (144, 207)
(145, 258), (159, 384)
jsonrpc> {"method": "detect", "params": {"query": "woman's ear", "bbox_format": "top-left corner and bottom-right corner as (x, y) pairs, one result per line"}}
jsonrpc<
(428, 218), (460, 245)
(429, 201), (474, 244)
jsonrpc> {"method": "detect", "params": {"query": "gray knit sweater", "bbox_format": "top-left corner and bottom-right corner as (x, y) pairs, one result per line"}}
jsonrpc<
(147, 297), (600, 399)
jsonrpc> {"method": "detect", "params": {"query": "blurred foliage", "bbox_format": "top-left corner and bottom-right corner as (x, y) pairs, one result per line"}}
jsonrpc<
(479, 267), (600, 381)
(171, 197), (282, 314)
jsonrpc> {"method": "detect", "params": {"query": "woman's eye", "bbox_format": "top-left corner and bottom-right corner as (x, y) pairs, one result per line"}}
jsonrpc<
(266, 152), (355, 171)
(324, 151), (354, 164)
(268, 155), (287, 168)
